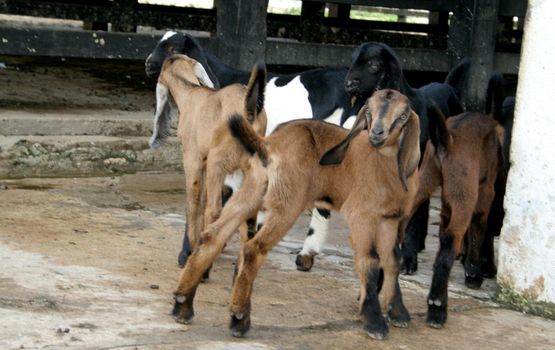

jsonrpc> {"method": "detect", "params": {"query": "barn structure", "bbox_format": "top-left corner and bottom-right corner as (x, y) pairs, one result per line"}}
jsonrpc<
(0, 0), (553, 317)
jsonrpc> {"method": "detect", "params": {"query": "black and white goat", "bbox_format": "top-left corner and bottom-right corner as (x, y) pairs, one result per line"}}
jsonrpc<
(145, 31), (361, 267)
(145, 31), (360, 128)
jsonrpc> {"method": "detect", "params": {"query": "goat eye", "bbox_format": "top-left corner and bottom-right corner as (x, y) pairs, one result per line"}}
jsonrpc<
(400, 113), (408, 120)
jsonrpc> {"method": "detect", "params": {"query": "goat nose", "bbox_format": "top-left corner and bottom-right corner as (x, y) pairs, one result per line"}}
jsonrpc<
(372, 128), (384, 136)
(345, 79), (360, 89)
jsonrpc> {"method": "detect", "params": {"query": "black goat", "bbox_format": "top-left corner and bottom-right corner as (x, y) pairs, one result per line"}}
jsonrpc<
(340, 41), (469, 275)
(481, 94), (515, 277)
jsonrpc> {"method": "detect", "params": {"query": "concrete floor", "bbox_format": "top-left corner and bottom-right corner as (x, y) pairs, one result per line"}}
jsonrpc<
(0, 173), (553, 350)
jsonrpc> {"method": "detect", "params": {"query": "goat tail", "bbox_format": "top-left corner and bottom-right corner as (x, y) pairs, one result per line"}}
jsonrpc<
(427, 101), (451, 152)
(486, 73), (504, 122)
(445, 58), (470, 99)
(245, 60), (267, 122)
(229, 114), (269, 167)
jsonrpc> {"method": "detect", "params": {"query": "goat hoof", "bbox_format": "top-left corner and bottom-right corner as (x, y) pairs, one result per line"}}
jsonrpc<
(401, 262), (417, 275)
(366, 331), (387, 340)
(172, 294), (194, 324)
(464, 273), (483, 289)
(390, 319), (409, 328)
(229, 311), (251, 338)
(427, 321), (444, 329)
(295, 254), (314, 272)
(389, 313), (410, 328)
(426, 303), (447, 328)
(365, 325), (388, 340)
(364, 318), (388, 340)
(480, 263), (497, 279)
(401, 254), (418, 275)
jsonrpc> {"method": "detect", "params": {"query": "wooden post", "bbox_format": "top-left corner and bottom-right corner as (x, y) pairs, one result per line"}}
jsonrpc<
(447, 0), (473, 61)
(447, 0), (474, 106)
(429, 10), (449, 47)
(111, 0), (137, 33)
(216, 0), (269, 71)
(327, 3), (350, 21)
(337, 3), (351, 21)
(300, 1), (325, 43)
(465, 0), (500, 111)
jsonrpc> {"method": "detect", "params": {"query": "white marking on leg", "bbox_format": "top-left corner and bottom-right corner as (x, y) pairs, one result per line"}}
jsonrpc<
(264, 76), (313, 134)
(323, 108), (344, 126)
(256, 211), (266, 228)
(224, 169), (244, 193)
(161, 30), (178, 42)
(300, 208), (330, 256)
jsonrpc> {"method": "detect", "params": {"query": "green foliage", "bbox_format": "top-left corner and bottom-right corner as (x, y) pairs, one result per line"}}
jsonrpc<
(496, 285), (555, 320)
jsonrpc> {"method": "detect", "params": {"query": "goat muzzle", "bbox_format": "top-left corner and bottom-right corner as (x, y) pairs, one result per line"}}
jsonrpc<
(344, 79), (361, 94)
(369, 136), (386, 148)
(145, 56), (162, 77)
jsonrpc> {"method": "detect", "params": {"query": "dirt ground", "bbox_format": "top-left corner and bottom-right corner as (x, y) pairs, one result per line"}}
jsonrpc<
(0, 173), (554, 350)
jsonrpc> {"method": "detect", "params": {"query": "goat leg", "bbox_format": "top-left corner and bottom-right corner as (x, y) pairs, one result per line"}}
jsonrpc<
(480, 231), (497, 278)
(464, 212), (487, 289)
(350, 223), (389, 340)
(178, 226), (192, 267)
(426, 227), (455, 328)
(230, 207), (302, 337)
(296, 208), (331, 272)
(386, 246), (410, 327)
(401, 200), (429, 274)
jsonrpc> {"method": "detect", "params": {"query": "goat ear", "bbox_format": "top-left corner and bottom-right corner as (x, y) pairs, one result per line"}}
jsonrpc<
(427, 102), (451, 153)
(397, 111), (421, 191)
(382, 46), (403, 90)
(149, 83), (174, 149)
(320, 104), (369, 165)
(194, 62), (216, 88)
(183, 34), (220, 88)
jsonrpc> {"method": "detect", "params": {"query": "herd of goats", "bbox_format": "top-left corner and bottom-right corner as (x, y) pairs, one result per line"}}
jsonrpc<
(142, 31), (515, 340)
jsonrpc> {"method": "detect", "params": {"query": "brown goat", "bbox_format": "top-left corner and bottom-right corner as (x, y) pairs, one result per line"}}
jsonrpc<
(150, 54), (267, 272)
(171, 89), (421, 340)
(411, 75), (504, 328)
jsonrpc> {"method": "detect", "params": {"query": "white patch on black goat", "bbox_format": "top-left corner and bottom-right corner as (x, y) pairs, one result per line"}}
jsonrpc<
(342, 115), (356, 129)
(323, 108), (344, 126)
(161, 30), (178, 42)
(264, 76), (312, 134)
(300, 209), (330, 257)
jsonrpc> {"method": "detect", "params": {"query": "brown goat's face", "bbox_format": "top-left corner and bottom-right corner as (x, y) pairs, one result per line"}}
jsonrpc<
(367, 89), (411, 148)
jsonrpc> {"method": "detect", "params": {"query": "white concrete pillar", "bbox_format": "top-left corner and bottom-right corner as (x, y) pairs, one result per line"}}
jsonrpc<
(497, 0), (555, 305)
